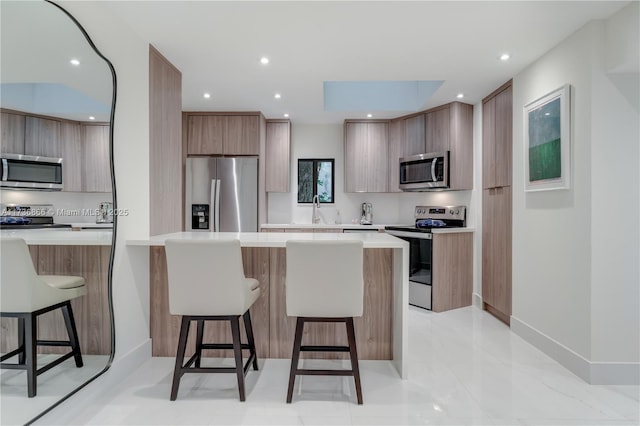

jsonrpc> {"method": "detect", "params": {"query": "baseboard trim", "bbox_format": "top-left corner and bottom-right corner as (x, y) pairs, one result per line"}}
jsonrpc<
(34, 339), (152, 425)
(472, 292), (483, 309)
(511, 316), (639, 385)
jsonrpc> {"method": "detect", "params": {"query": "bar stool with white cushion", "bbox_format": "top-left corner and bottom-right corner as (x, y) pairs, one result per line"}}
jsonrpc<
(0, 238), (86, 398)
(164, 238), (260, 401)
(285, 239), (364, 404)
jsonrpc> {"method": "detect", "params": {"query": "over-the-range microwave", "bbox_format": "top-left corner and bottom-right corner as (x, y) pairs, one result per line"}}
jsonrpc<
(399, 151), (449, 191)
(1, 153), (63, 191)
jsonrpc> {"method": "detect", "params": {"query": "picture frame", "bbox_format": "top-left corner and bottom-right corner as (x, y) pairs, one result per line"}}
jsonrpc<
(524, 84), (571, 191)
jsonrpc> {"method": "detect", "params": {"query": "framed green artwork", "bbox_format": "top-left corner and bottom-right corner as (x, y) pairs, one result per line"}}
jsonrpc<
(524, 84), (571, 191)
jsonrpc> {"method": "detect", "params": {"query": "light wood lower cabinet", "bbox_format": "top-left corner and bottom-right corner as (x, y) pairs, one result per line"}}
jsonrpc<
(432, 232), (473, 312)
(150, 247), (393, 360)
(482, 187), (512, 324)
(0, 245), (111, 356)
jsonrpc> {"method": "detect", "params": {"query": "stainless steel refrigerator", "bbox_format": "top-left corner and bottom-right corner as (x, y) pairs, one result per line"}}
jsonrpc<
(185, 157), (258, 232)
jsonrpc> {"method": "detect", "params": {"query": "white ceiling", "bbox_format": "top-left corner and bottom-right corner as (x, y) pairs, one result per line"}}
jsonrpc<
(106, 1), (628, 124)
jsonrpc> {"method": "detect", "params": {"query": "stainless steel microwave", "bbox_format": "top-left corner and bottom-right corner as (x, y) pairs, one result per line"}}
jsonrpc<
(1, 154), (63, 191)
(399, 151), (449, 190)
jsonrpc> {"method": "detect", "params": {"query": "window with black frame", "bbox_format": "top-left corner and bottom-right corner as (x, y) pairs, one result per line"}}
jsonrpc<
(297, 159), (334, 203)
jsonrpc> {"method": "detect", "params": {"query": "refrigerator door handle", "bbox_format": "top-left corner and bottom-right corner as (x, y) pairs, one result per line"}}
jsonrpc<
(212, 179), (221, 232)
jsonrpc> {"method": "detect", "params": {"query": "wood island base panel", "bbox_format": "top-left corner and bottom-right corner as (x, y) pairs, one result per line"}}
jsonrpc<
(0, 245), (112, 356)
(150, 247), (393, 360)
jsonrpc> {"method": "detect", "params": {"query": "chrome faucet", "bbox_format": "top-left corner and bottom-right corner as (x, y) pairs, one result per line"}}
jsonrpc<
(312, 195), (320, 224)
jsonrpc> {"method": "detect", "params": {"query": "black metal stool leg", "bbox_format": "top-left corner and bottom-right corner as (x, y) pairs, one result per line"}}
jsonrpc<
(287, 317), (305, 403)
(25, 314), (37, 398)
(17, 317), (25, 365)
(346, 317), (363, 404)
(195, 320), (204, 368)
(243, 310), (259, 370)
(230, 316), (246, 401)
(170, 316), (191, 401)
(61, 301), (83, 367)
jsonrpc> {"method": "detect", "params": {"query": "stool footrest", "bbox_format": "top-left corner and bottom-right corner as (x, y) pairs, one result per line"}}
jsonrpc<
(37, 340), (72, 347)
(300, 345), (349, 352)
(1, 347), (24, 362)
(295, 368), (355, 376)
(200, 343), (252, 350)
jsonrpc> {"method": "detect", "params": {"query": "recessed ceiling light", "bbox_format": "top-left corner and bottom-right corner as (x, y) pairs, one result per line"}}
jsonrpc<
(499, 53), (510, 61)
(89, 116), (95, 120)
(544, 112), (550, 116)
(283, 113), (289, 118)
(260, 57), (269, 65)
(456, 93), (464, 99)
(274, 93), (281, 99)
(203, 93), (211, 99)
(367, 114), (373, 118)
(70, 59), (80, 66)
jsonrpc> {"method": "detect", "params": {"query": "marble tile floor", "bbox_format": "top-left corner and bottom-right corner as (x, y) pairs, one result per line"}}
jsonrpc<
(62, 307), (638, 425)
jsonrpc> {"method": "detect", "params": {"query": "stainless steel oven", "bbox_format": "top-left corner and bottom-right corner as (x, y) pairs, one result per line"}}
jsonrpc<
(385, 206), (466, 310)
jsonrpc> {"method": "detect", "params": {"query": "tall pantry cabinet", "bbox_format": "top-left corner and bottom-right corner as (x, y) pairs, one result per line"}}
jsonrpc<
(482, 80), (513, 325)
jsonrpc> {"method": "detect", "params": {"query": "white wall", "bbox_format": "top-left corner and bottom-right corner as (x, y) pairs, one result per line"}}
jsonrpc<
(0, 190), (112, 223)
(512, 3), (639, 383)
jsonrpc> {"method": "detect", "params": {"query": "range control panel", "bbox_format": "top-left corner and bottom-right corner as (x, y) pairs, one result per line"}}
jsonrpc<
(414, 205), (466, 222)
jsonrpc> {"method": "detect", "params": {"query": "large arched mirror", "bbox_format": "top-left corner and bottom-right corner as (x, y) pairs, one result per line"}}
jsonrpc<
(0, 1), (116, 424)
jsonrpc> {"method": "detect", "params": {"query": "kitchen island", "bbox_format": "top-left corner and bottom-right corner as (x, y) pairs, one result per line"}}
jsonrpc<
(128, 232), (409, 378)
(0, 230), (113, 355)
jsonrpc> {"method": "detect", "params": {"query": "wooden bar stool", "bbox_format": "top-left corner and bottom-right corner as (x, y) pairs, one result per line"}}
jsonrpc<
(0, 238), (86, 398)
(164, 239), (260, 401)
(285, 240), (364, 404)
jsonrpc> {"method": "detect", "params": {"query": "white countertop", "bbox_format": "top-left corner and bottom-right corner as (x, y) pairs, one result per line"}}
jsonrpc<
(261, 223), (390, 230)
(0, 229), (113, 245)
(66, 222), (114, 229)
(127, 231), (407, 249)
(431, 227), (475, 234)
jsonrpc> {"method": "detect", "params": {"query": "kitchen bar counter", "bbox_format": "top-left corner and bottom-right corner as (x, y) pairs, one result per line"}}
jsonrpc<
(260, 223), (390, 231)
(128, 231), (404, 248)
(0, 229), (113, 245)
(128, 231), (409, 378)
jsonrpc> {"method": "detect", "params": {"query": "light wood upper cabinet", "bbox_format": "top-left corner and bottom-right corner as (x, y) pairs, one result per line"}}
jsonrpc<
(447, 102), (474, 190)
(187, 114), (260, 156)
(1, 112), (25, 154)
(187, 115), (224, 155)
(403, 114), (425, 156)
(61, 122), (82, 192)
(387, 119), (404, 193)
(425, 107), (450, 154)
(265, 119), (291, 192)
(81, 124), (111, 193)
(344, 121), (388, 193)
(483, 82), (512, 189)
(225, 115), (260, 155)
(25, 116), (61, 157)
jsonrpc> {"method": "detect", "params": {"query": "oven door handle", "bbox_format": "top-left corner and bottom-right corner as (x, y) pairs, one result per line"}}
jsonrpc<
(385, 230), (432, 239)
